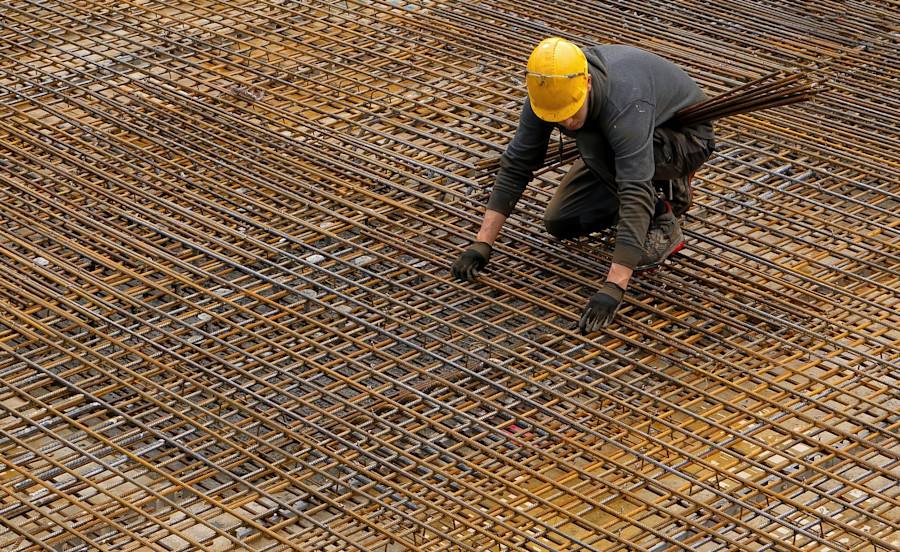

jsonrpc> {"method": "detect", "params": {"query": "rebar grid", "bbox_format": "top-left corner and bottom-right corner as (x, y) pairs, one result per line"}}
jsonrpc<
(0, 1), (896, 551)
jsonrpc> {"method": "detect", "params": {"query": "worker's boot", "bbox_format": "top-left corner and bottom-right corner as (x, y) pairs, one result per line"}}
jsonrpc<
(634, 204), (684, 273)
(664, 171), (695, 217)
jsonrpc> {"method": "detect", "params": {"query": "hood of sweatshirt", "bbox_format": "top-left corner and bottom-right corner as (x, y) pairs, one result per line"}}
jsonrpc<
(583, 47), (610, 123)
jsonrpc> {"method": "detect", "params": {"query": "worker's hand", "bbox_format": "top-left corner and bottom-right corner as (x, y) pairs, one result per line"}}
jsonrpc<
(451, 242), (492, 282)
(578, 282), (625, 334)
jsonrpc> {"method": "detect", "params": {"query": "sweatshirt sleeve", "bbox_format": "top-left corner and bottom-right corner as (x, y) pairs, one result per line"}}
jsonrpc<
(607, 100), (657, 269)
(486, 101), (554, 217)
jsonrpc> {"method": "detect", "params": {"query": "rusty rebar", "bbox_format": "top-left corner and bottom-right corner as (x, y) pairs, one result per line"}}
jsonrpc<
(0, 1), (896, 552)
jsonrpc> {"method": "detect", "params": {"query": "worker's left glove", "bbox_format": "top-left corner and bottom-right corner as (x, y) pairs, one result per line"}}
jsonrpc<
(451, 241), (492, 282)
(578, 282), (625, 334)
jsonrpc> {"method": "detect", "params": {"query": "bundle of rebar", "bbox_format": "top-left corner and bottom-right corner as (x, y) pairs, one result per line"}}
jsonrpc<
(672, 70), (822, 126)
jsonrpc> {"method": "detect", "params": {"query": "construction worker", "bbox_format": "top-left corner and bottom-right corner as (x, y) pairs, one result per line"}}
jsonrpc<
(451, 37), (715, 333)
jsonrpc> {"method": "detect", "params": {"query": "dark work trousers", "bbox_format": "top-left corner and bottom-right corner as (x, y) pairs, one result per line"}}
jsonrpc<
(543, 126), (715, 240)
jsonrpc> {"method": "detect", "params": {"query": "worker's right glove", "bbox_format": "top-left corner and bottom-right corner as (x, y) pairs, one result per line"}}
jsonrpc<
(578, 281), (625, 334)
(451, 241), (492, 282)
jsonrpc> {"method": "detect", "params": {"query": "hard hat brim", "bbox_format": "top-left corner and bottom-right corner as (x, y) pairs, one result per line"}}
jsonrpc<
(528, 89), (587, 123)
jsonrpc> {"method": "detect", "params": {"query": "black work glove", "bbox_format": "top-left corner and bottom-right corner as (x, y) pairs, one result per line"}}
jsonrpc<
(451, 241), (492, 282)
(578, 281), (625, 334)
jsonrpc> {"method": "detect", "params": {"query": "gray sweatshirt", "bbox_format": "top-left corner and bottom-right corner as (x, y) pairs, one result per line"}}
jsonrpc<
(487, 44), (713, 269)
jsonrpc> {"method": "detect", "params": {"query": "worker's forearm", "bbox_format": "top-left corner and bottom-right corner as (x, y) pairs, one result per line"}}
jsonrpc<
(475, 209), (507, 245)
(475, 210), (630, 288)
(606, 263), (633, 290)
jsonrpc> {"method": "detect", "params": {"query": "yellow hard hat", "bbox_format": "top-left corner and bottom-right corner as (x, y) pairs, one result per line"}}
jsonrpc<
(525, 37), (589, 122)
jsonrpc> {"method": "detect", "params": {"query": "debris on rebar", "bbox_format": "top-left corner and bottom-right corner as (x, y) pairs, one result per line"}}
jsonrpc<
(226, 84), (265, 102)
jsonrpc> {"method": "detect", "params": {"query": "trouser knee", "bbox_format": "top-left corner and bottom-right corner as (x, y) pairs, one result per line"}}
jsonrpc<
(543, 216), (583, 240)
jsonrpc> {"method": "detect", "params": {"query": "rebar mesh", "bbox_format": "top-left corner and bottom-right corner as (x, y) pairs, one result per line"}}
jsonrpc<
(0, 1), (897, 552)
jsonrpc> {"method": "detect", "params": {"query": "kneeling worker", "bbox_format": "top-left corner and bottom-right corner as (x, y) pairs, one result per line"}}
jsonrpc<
(451, 37), (716, 333)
